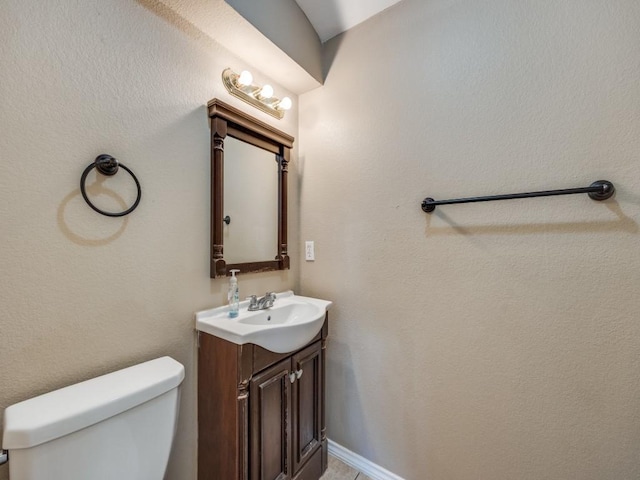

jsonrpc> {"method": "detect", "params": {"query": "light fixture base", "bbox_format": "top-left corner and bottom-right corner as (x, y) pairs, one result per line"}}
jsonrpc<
(222, 68), (285, 119)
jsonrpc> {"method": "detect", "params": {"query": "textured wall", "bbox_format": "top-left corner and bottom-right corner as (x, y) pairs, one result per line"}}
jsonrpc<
(299, 0), (640, 478)
(0, 1), (298, 479)
(224, 0), (323, 83)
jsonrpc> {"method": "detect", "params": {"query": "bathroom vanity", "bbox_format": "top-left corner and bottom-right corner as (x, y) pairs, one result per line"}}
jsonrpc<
(197, 315), (328, 480)
(201, 98), (330, 479)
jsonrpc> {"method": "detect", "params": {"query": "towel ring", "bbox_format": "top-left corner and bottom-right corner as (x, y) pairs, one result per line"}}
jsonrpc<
(80, 154), (142, 217)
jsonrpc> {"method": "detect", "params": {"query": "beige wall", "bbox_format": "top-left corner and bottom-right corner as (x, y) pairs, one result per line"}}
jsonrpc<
(224, 0), (323, 83)
(0, 1), (298, 479)
(299, 0), (640, 479)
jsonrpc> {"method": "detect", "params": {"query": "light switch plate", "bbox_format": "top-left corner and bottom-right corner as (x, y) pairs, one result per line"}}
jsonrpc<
(305, 241), (315, 261)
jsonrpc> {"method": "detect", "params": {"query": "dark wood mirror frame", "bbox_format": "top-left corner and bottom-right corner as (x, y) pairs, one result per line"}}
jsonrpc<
(208, 99), (294, 278)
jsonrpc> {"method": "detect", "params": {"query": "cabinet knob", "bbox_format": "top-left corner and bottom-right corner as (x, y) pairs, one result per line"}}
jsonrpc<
(289, 372), (296, 384)
(295, 369), (303, 379)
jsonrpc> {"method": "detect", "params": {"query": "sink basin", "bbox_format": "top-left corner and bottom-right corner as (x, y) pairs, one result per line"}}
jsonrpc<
(195, 291), (332, 353)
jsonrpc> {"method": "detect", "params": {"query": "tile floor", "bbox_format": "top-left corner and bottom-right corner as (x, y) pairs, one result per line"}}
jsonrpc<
(320, 455), (373, 480)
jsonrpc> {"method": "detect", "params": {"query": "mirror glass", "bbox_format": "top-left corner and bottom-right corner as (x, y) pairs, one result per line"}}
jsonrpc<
(223, 137), (278, 263)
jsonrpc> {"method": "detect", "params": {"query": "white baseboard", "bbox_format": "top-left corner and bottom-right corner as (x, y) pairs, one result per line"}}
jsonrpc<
(328, 439), (405, 480)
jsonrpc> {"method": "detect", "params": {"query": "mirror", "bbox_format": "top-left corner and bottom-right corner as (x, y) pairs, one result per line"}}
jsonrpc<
(208, 99), (293, 277)
(223, 137), (278, 263)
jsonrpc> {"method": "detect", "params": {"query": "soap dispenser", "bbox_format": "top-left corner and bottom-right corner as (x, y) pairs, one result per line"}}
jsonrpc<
(228, 269), (240, 318)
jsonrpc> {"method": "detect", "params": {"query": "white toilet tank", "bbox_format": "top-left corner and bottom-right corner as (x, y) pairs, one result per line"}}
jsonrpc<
(2, 356), (184, 480)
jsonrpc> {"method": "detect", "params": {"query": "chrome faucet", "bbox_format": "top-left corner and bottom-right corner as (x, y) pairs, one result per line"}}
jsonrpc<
(248, 292), (276, 311)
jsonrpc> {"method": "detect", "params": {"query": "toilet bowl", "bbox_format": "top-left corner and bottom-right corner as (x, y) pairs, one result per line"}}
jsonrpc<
(1, 356), (184, 480)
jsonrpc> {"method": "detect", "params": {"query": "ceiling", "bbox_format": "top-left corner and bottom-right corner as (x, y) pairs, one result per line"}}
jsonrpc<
(294, 0), (403, 42)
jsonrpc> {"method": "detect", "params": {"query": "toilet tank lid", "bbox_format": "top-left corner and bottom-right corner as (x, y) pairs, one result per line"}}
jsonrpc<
(2, 356), (185, 450)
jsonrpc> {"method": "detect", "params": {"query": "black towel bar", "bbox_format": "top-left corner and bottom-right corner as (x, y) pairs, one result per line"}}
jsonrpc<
(422, 180), (614, 213)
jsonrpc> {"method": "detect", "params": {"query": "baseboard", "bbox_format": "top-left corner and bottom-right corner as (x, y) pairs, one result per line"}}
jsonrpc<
(328, 439), (405, 480)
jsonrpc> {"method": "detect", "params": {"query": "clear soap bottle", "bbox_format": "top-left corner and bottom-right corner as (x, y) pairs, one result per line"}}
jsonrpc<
(228, 269), (240, 318)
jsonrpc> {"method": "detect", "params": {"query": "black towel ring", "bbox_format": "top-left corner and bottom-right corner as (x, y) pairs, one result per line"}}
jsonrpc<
(80, 154), (142, 217)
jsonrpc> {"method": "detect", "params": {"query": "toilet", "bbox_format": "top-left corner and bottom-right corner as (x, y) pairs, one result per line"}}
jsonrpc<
(1, 356), (184, 480)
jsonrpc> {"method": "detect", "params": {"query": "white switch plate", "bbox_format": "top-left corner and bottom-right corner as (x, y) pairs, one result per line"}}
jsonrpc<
(305, 241), (315, 261)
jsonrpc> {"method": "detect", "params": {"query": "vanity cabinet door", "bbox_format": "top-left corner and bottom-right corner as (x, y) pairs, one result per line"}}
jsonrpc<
(291, 341), (323, 476)
(250, 358), (292, 480)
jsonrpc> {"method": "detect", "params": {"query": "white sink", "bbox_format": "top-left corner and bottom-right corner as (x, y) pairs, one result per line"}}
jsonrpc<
(195, 291), (332, 353)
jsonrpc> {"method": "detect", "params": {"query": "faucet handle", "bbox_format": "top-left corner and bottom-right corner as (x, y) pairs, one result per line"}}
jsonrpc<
(247, 295), (258, 309)
(264, 292), (276, 307)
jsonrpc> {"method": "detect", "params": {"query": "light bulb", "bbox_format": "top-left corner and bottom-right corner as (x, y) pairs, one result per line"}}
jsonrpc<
(237, 70), (253, 87)
(258, 84), (274, 99)
(276, 97), (292, 111)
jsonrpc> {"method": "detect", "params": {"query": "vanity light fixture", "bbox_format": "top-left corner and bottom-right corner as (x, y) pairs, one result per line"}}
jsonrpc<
(222, 68), (292, 119)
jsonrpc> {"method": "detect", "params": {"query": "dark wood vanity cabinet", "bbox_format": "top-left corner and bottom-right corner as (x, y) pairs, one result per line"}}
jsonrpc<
(198, 316), (328, 480)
